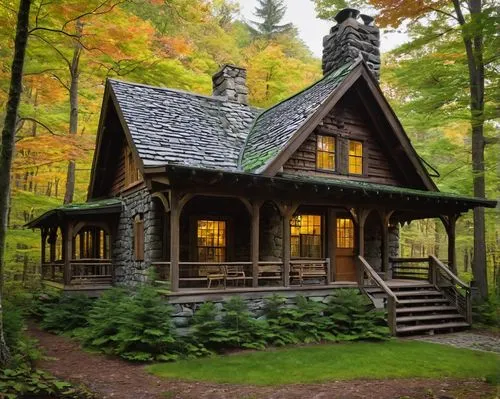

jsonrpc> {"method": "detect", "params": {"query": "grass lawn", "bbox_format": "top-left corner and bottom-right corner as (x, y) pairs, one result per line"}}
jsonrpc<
(148, 340), (499, 385)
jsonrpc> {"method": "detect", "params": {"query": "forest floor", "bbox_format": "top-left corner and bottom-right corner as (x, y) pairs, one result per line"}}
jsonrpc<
(28, 324), (498, 399)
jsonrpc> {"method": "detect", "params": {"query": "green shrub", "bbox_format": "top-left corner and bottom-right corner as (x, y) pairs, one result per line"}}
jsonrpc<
(473, 295), (500, 327)
(261, 295), (298, 346)
(191, 298), (268, 351)
(80, 287), (179, 361)
(3, 299), (24, 352)
(0, 364), (94, 399)
(37, 294), (94, 334)
(323, 289), (389, 340)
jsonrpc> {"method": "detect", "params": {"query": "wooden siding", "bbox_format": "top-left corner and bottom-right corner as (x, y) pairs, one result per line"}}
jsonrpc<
(109, 135), (126, 196)
(283, 92), (406, 186)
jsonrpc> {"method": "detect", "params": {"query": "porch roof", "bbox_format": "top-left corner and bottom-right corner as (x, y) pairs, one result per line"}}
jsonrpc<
(148, 164), (497, 212)
(26, 198), (123, 229)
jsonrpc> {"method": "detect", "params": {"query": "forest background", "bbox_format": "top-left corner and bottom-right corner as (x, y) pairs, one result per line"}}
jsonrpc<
(1, 0), (498, 293)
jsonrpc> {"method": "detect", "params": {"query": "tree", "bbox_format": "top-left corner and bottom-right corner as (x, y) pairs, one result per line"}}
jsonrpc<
(249, 0), (294, 39)
(0, 0), (32, 367)
(313, 0), (498, 299)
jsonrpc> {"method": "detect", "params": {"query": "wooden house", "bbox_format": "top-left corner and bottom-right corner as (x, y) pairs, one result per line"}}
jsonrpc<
(28, 9), (496, 335)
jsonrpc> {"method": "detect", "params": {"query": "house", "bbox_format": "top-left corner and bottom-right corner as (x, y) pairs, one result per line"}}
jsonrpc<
(27, 8), (496, 335)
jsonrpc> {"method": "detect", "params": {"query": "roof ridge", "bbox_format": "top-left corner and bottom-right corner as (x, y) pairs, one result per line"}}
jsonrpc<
(108, 78), (257, 108)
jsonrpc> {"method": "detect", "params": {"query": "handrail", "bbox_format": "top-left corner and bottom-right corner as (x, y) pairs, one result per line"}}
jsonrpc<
(429, 255), (469, 289)
(358, 256), (399, 303)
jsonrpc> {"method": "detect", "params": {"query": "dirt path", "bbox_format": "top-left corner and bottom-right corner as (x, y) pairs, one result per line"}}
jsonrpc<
(28, 325), (497, 399)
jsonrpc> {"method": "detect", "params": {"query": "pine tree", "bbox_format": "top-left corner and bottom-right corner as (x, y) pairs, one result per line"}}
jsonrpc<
(249, 0), (294, 39)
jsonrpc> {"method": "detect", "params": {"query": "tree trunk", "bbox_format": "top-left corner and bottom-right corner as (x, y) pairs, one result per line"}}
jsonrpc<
(0, 0), (32, 367)
(452, 0), (488, 299)
(63, 20), (83, 204)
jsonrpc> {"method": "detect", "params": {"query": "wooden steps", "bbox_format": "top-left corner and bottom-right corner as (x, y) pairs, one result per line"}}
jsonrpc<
(388, 284), (470, 336)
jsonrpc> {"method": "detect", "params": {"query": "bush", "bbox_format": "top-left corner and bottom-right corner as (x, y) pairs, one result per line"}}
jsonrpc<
(191, 298), (268, 351)
(79, 287), (179, 361)
(3, 299), (24, 353)
(323, 289), (389, 340)
(35, 294), (94, 334)
(473, 295), (499, 327)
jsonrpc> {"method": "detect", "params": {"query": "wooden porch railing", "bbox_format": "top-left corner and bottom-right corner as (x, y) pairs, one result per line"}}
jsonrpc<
(358, 256), (400, 335)
(429, 255), (472, 324)
(70, 259), (113, 285)
(41, 262), (64, 283)
(153, 259), (332, 290)
(390, 257), (430, 280)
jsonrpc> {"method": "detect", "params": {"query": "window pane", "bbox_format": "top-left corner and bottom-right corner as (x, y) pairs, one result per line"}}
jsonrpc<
(337, 218), (354, 248)
(290, 214), (322, 258)
(317, 135), (335, 171)
(197, 220), (226, 262)
(348, 140), (363, 174)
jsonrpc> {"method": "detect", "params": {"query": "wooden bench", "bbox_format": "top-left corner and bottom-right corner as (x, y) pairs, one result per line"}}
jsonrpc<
(258, 264), (282, 285)
(225, 265), (246, 287)
(292, 263), (327, 286)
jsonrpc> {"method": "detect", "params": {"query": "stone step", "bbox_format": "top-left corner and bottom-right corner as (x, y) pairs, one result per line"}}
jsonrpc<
(396, 321), (470, 334)
(397, 298), (449, 305)
(396, 313), (464, 323)
(396, 305), (457, 314)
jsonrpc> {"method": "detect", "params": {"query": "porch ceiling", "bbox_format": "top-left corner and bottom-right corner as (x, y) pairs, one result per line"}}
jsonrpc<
(26, 198), (123, 229)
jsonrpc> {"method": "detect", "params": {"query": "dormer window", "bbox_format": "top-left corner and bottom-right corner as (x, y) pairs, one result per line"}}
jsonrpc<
(348, 140), (363, 175)
(316, 135), (335, 171)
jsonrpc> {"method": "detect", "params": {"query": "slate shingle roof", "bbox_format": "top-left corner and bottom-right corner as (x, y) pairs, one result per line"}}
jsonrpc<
(110, 80), (260, 170)
(110, 61), (358, 173)
(240, 61), (357, 172)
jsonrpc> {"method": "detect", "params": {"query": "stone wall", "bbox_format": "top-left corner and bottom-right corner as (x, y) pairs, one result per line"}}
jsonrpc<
(322, 9), (380, 80)
(112, 188), (163, 285)
(364, 216), (400, 272)
(260, 202), (283, 260)
(168, 288), (361, 332)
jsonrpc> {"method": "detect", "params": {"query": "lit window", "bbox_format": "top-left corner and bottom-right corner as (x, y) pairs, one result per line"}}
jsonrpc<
(290, 214), (322, 258)
(197, 220), (226, 262)
(316, 135), (335, 170)
(348, 140), (363, 174)
(337, 218), (354, 248)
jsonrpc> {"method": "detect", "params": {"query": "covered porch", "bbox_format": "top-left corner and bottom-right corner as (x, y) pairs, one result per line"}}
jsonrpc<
(146, 165), (492, 294)
(26, 199), (122, 293)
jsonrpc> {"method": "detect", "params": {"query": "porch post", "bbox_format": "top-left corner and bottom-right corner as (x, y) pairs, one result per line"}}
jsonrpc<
(41, 228), (47, 264)
(283, 214), (291, 287)
(355, 208), (370, 286)
(380, 210), (394, 281)
(170, 191), (180, 292)
(251, 201), (261, 288)
(326, 208), (336, 283)
(63, 222), (73, 285)
(446, 214), (458, 275)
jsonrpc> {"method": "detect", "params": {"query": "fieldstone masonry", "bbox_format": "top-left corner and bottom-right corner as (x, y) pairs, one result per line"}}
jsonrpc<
(112, 188), (163, 285)
(364, 218), (400, 272)
(322, 8), (380, 80)
(212, 64), (249, 105)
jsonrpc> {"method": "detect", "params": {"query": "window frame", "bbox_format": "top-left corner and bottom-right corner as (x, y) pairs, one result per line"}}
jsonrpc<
(348, 139), (364, 175)
(124, 147), (141, 188)
(290, 214), (323, 259)
(315, 134), (337, 172)
(196, 218), (228, 263)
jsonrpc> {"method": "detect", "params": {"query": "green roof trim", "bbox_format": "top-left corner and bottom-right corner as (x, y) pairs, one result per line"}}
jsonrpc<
(280, 173), (497, 207)
(26, 198), (123, 228)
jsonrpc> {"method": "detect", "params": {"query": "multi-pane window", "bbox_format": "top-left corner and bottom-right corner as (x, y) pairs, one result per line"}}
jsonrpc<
(316, 135), (335, 170)
(337, 218), (354, 248)
(290, 214), (322, 258)
(348, 140), (363, 174)
(73, 227), (110, 259)
(197, 220), (226, 262)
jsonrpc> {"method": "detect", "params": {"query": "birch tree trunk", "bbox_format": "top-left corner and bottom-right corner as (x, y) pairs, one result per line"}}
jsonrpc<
(0, 0), (32, 367)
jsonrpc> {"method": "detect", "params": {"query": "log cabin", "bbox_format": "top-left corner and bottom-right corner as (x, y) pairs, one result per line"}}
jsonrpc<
(27, 8), (496, 335)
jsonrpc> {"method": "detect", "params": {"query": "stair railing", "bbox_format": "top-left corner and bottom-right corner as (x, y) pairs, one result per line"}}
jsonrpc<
(358, 256), (400, 334)
(429, 255), (472, 324)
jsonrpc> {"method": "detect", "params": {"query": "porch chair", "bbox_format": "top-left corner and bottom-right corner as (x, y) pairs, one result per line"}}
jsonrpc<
(225, 265), (246, 287)
(205, 265), (226, 289)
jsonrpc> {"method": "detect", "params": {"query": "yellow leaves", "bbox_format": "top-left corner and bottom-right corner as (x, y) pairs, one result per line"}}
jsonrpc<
(158, 36), (194, 58)
(369, 0), (450, 28)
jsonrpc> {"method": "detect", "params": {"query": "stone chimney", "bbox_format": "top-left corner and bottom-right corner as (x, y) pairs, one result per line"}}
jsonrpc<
(212, 64), (249, 105)
(322, 8), (380, 80)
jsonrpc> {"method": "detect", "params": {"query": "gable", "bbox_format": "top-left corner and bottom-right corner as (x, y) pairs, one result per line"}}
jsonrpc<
(283, 90), (408, 186)
(88, 95), (143, 199)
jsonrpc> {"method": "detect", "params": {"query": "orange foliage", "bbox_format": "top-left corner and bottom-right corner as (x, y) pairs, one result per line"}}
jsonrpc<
(369, 0), (450, 27)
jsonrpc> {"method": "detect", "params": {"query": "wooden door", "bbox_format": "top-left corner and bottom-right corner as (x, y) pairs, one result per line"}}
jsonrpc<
(335, 218), (356, 281)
